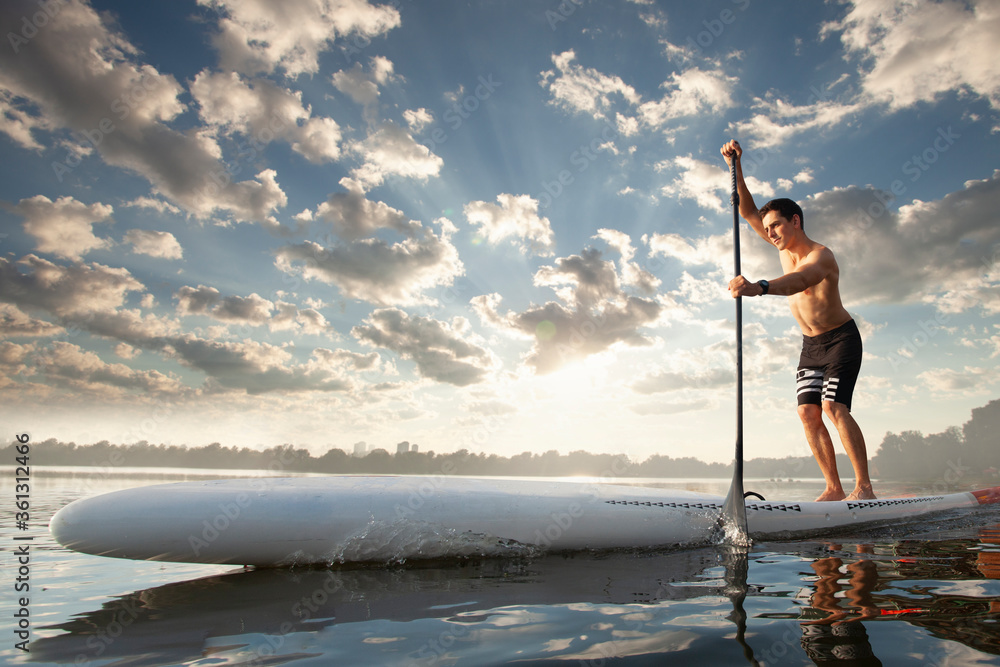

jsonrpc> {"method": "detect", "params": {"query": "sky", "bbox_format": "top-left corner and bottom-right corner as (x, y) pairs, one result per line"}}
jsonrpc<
(0, 0), (998, 467)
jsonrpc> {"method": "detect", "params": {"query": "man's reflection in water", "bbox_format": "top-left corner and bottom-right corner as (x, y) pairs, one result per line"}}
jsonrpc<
(977, 525), (1000, 614)
(800, 546), (883, 666)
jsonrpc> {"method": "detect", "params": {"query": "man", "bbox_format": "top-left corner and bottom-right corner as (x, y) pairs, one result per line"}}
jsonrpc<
(721, 139), (876, 501)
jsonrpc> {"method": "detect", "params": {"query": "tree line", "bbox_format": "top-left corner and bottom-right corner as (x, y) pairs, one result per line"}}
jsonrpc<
(8, 398), (998, 483)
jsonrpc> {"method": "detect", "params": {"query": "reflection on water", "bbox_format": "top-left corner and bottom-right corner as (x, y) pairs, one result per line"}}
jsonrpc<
(22, 525), (1000, 666)
(799, 550), (883, 665)
(6, 472), (1000, 666)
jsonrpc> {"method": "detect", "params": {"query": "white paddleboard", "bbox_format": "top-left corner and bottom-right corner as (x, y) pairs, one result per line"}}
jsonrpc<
(49, 476), (1000, 566)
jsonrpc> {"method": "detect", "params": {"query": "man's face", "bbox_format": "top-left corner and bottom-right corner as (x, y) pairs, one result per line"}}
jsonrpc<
(762, 211), (797, 249)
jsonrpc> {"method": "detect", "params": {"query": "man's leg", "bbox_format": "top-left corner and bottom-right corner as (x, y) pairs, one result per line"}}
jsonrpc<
(798, 403), (846, 501)
(823, 402), (876, 500)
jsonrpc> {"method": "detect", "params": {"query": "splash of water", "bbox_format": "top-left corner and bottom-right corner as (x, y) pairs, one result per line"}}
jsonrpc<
(278, 518), (541, 566)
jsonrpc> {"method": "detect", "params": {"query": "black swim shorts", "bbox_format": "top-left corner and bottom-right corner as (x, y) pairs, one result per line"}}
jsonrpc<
(796, 319), (863, 410)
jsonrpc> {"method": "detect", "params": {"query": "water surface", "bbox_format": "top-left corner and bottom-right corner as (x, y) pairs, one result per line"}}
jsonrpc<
(3, 469), (999, 665)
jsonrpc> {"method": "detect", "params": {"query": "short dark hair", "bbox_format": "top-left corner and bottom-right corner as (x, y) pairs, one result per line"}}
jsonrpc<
(759, 198), (804, 230)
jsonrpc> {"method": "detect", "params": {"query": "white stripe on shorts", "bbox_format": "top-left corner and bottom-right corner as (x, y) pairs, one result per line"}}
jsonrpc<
(823, 377), (840, 402)
(796, 369), (823, 397)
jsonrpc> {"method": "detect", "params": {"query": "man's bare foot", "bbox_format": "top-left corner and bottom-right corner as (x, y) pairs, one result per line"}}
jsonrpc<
(845, 486), (877, 501)
(815, 488), (847, 502)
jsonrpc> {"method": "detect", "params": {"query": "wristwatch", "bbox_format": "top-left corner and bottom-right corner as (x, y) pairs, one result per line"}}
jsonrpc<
(757, 279), (769, 295)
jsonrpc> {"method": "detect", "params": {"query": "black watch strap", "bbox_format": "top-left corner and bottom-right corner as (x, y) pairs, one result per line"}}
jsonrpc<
(758, 279), (769, 295)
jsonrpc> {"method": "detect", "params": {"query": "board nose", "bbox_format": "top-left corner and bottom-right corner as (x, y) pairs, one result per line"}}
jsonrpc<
(50, 496), (105, 555)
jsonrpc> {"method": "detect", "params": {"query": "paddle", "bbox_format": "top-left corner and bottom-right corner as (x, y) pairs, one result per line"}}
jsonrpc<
(720, 148), (750, 546)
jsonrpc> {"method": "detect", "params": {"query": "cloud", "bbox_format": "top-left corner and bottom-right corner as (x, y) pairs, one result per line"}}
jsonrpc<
(738, 0), (1000, 147)
(163, 335), (354, 394)
(0, 89), (48, 151)
(175, 285), (333, 334)
(191, 69), (343, 163)
(13, 195), (113, 260)
(36, 341), (187, 397)
(593, 228), (660, 295)
(346, 123), (444, 191)
(648, 172), (1000, 316)
(352, 308), (495, 386)
(0, 340), (35, 375)
(124, 196), (182, 215)
(808, 171), (1000, 311)
(0, 254), (145, 318)
(274, 230), (464, 307)
(198, 0), (401, 77)
(316, 189), (421, 240)
(0, 256), (354, 394)
(404, 108), (433, 132)
(472, 247), (662, 373)
(124, 229), (183, 259)
(732, 97), (864, 149)
(539, 50), (641, 119)
(0, 304), (63, 337)
(539, 51), (735, 136)
(175, 285), (272, 324)
(823, 0), (1000, 113)
(463, 194), (556, 256)
(658, 155), (774, 213)
(647, 229), (733, 271)
(0, 256), (361, 394)
(918, 365), (1000, 393)
(631, 366), (733, 395)
(637, 67), (736, 128)
(332, 56), (397, 109)
(0, 0), (288, 224)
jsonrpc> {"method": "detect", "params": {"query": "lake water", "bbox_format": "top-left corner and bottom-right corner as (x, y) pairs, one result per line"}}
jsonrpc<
(3, 468), (1000, 666)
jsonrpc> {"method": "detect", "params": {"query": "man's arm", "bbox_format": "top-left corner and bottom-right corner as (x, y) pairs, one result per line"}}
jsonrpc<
(729, 248), (835, 297)
(720, 140), (767, 243)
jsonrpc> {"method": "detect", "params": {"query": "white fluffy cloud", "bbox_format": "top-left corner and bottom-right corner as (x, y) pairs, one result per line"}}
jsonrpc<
(539, 50), (735, 133)
(540, 50), (640, 119)
(0, 254), (144, 318)
(824, 0), (1000, 112)
(813, 171), (1000, 311)
(191, 69), (342, 163)
(463, 194), (556, 256)
(175, 285), (333, 335)
(316, 189), (421, 240)
(278, 190), (462, 306)
(472, 247), (662, 373)
(658, 155), (775, 213)
(0, 0), (288, 224)
(346, 123), (444, 191)
(739, 0), (1000, 146)
(124, 229), (183, 259)
(332, 56), (397, 107)
(198, 0), (401, 77)
(0, 304), (63, 338)
(37, 341), (187, 397)
(352, 308), (495, 386)
(13, 195), (113, 260)
(594, 228), (660, 295)
(637, 67), (736, 127)
(0, 254), (361, 394)
(275, 233), (464, 307)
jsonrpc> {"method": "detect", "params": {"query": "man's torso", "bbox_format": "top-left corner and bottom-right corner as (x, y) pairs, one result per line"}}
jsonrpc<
(780, 243), (852, 337)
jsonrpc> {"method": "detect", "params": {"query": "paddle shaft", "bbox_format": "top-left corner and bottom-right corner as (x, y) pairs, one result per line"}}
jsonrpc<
(720, 150), (749, 544)
(732, 157), (743, 491)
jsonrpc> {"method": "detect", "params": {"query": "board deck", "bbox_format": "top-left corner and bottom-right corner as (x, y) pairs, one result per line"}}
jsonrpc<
(49, 476), (1000, 566)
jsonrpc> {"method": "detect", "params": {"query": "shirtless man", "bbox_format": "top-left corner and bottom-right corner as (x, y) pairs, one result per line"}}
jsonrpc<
(721, 139), (876, 501)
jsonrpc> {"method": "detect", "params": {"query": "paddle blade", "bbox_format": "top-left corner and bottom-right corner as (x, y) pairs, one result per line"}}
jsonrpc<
(720, 463), (751, 547)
